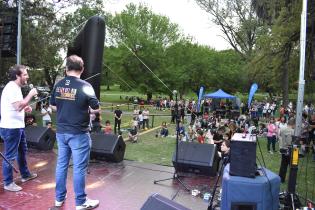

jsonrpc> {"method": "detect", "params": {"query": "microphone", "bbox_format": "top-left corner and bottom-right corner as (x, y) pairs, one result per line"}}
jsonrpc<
(29, 84), (39, 100)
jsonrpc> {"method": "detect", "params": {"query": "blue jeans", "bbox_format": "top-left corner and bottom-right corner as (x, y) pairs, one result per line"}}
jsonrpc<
(0, 128), (31, 186)
(55, 132), (91, 206)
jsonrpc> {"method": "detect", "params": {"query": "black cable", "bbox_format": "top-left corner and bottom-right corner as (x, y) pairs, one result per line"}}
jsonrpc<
(304, 149), (310, 205)
(256, 157), (274, 209)
(255, 135), (266, 168)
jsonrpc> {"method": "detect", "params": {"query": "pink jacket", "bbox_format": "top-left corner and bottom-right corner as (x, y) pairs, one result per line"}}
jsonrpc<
(267, 123), (277, 137)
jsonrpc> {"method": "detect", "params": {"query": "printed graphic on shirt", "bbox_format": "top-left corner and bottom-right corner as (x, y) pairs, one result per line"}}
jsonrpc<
(55, 87), (77, 100)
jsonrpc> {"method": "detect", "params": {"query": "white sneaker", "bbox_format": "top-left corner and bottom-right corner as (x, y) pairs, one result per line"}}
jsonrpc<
(55, 194), (67, 207)
(4, 182), (22, 192)
(76, 198), (99, 210)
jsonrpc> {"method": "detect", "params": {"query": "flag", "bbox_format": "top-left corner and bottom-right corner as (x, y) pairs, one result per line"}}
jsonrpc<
(197, 86), (204, 112)
(248, 83), (258, 108)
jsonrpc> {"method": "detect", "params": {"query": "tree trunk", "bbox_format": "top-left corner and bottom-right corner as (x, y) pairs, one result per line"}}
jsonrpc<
(281, 44), (292, 108)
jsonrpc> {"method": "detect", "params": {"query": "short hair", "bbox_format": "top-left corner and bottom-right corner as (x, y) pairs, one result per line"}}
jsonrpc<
(288, 118), (295, 126)
(222, 139), (230, 148)
(8, 65), (27, 81)
(66, 55), (84, 72)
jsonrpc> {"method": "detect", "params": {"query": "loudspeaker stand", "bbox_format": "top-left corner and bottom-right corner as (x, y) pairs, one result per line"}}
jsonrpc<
(153, 90), (190, 192)
(153, 172), (190, 192)
(208, 157), (227, 210)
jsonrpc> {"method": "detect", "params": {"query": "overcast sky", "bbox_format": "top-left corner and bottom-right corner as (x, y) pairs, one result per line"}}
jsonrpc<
(103, 0), (231, 51)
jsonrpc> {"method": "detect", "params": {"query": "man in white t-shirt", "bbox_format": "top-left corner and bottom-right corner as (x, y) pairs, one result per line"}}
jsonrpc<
(41, 103), (52, 126)
(0, 65), (38, 192)
(142, 107), (149, 130)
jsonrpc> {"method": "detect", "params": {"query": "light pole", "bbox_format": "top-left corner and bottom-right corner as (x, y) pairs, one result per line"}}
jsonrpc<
(294, 0), (308, 137)
(16, 0), (21, 64)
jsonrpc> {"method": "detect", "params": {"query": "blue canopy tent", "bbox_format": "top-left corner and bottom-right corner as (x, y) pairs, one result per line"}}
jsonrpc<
(203, 89), (238, 117)
(203, 89), (236, 99)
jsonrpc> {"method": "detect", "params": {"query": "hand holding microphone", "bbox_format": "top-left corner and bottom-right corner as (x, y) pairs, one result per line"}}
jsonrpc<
(29, 84), (39, 100)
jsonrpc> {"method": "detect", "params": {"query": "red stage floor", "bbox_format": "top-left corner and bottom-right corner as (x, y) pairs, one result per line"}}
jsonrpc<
(0, 144), (216, 210)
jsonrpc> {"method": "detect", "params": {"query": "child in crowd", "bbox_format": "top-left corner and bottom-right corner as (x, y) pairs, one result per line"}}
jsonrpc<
(160, 121), (169, 137)
(197, 129), (205, 144)
(103, 120), (112, 134)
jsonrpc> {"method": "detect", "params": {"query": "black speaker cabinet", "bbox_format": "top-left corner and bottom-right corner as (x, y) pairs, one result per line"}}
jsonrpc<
(25, 126), (56, 150)
(231, 203), (257, 210)
(90, 133), (126, 162)
(172, 141), (218, 176)
(141, 193), (191, 210)
(230, 133), (257, 178)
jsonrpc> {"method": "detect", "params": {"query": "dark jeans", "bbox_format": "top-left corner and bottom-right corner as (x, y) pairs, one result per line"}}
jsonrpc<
(143, 119), (149, 129)
(0, 128), (31, 185)
(114, 119), (121, 134)
(267, 136), (276, 152)
(279, 152), (290, 183)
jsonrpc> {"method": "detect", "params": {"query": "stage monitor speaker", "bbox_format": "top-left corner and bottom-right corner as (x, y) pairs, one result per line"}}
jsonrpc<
(141, 193), (191, 210)
(230, 133), (257, 178)
(90, 133), (126, 162)
(172, 141), (218, 176)
(25, 126), (56, 151)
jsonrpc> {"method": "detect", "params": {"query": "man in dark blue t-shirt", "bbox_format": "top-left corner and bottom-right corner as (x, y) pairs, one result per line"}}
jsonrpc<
(50, 55), (100, 210)
(114, 105), (122, 134)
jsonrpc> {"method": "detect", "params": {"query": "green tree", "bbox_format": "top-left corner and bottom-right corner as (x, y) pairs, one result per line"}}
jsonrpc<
(250, 0), (303, 105)
(195, 0), (263, 60)
(106, 3), (184, 100)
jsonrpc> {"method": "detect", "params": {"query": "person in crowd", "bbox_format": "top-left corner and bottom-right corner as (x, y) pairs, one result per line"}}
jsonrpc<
(46, 121), (53, 129)
(309, 114), (315, 161)
(103, 120), (112, 134)
(205, 129), (214, 144)
(25, 112), (37, 127)
(138, 110), (143, 130)
(218, 139), (231, 168)
(187, 122), (195, 141)
(133, 106), (139, 118)
(213, 127), (224, 152)
(160, 121), (169, 137)
(171, 104), (176, 123)
(300, 112), (310, 156)
(178, 121), (186, 141)
(91, 112), (102, 133)
(128, 126), (138, 143)
(142, 107), (149, 130)
(279, 119), (295, 183)
(41, 103), (52, 127)
(197, 129), (205, 144)
(114, 105), (122, 134)
(267, 117), (277, 154)
(50, 55), (100, 209)
(277, 116), (287, 151)
(0, 64), (38, 192)
(180, 104), (185, 122)
(258, 123), (267, 137)
(219, 140), (230, 161)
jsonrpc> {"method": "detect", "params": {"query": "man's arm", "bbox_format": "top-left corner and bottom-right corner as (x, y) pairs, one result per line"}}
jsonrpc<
(12, 88), (38, 112)
(89, 107), (101, 114)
